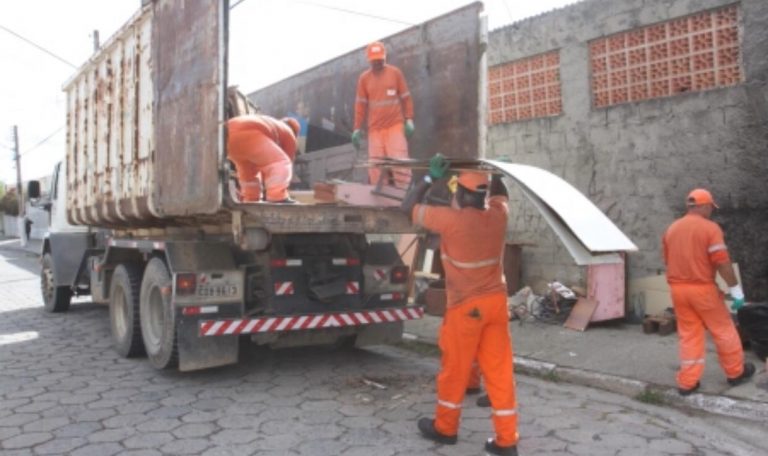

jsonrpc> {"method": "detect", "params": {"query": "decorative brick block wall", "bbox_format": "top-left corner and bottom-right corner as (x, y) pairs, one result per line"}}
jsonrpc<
(488, 51), (562, 124)
(590, 4), (742, 108)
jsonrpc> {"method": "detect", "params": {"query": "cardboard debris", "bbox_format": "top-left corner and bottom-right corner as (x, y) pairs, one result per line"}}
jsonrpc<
(312, 181), (403, 206)
(563, 298), (599, 332)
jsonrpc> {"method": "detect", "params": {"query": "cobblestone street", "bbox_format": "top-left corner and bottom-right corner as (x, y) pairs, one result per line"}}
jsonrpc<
(1, 244), (766, 456)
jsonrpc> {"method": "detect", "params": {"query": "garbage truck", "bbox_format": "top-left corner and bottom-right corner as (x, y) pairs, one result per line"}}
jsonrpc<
(27, 0), (487, 371)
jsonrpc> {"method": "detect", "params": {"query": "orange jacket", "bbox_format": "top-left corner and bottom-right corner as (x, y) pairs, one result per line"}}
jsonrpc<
(354, 64), (414, 131)
(227, 115), (298, 163)
(663, 213), (731, 285)
(412, 196), (509, 308)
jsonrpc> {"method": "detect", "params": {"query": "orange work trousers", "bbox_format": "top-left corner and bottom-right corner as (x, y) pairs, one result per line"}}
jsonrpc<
(434, 292), (518, 447)
(228, 137), (292, 202)
(670, 283), (744, 389)
(367, 123), (411, 188)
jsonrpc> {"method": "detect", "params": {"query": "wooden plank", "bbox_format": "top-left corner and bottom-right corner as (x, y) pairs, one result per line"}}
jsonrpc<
(564, 298), (599, 332)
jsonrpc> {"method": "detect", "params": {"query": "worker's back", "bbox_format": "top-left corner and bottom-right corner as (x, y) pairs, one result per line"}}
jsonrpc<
(417, 196), (508, 307)
(663, 213), (727, 285)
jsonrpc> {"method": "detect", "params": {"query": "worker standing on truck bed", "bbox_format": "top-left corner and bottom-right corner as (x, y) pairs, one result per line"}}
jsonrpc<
(663, 188), (755, 395)
(352, 41), (414, 188)
(401, 160), (519, 456)
(227, 115), (300, 203)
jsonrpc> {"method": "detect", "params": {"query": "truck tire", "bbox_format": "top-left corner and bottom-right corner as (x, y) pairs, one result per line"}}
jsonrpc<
(140, 258), (178, 370)
(41, 253), (72, 313)
(109, 264), (145, 358)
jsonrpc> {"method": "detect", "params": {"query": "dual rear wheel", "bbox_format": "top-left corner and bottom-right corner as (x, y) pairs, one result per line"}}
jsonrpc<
(109, 258), (177, 369)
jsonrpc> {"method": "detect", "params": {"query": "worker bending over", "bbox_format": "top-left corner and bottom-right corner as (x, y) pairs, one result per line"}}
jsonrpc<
(227, 115), (300, 203)
(352, 41), (414, 188)
(402, 162), (519, 456)
(663, 188), (755, 395)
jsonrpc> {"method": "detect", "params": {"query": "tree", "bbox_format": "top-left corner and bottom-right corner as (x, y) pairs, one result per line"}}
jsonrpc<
(0, 190), (20, 216)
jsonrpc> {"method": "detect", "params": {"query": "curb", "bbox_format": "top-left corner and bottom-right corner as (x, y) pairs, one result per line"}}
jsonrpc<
(403, 333), (768, 424)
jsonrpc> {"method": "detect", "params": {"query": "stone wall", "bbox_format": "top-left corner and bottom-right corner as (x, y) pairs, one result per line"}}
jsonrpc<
(487, 0), (768, 300)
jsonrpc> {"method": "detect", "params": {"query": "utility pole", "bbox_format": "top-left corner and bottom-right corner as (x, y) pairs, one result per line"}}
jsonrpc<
(12, 125), (24, 218)
(92, 30), (100, 52)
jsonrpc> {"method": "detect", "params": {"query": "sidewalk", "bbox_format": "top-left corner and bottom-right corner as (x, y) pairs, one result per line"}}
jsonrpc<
(404, 313), (768, 423)
(0, 236), (42, 256)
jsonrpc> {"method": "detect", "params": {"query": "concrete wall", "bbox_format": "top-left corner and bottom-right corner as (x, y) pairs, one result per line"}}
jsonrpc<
(487, 0), (768, 300)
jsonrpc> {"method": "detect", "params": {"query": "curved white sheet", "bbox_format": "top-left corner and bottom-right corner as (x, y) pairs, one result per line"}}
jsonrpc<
(483, 160), (638, 254)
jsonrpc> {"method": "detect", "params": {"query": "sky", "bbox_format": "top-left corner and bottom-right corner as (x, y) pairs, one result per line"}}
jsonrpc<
(0, 0), (576, 185)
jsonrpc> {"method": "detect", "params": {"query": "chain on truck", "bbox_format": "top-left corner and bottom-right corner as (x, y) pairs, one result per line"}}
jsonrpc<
(26, 0), (486, 371)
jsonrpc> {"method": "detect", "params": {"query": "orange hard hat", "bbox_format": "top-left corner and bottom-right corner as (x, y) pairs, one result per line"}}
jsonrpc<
(366, 41), (386, 61)
(282, 117), (300, 136)
(457, 171), (489, 192)
(687, 188), (719, 208)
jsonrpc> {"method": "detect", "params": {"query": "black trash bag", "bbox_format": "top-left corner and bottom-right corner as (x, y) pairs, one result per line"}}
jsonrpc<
(736, 303), (768, 344)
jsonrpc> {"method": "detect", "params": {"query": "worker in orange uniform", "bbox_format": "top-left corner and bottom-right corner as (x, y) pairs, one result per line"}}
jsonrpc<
(402, 161), (519, 456)
(663, 188), (755, 395)
(352, 41), (414, 188)
(227, 115), (300, 203)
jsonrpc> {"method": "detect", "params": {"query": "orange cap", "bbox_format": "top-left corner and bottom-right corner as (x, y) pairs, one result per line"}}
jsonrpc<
(457, 171), (489, 192)
(366, 41), (386, 61)
(282, 117), (300, 136)
(687, 188), (719, 208)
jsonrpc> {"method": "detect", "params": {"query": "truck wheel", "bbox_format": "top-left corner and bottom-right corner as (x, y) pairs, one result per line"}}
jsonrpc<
(110, 264), (145, 358)
(41, 253), (72, 313)
(140, 258), (178, 369)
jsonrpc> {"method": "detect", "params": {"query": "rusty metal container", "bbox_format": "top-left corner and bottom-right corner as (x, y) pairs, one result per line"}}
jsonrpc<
(62, 0), (484, 229)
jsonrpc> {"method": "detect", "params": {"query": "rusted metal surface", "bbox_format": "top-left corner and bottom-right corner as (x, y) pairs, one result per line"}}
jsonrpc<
(64, 1), (224, 226)
(247, 3), (484, 160)
(151, 0), (224, 218)
(240, 205), (413, 234)
(65, 6), (155, 226)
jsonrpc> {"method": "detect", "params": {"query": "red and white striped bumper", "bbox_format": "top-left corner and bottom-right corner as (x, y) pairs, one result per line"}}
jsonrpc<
(199, 307), (424, 337)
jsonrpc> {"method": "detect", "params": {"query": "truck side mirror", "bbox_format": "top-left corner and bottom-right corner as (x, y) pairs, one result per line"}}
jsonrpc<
(27, 180), (41, 199)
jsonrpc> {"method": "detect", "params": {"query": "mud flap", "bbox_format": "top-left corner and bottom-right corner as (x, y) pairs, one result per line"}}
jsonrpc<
(177, 315), (238, 372)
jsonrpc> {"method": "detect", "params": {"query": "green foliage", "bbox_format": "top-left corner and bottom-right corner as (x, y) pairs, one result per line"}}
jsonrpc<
(0, 191), (20, 216)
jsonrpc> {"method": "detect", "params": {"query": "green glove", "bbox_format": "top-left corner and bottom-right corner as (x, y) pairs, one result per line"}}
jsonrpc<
(428, 153), (450, 179)
(731, 298), (745, 311)
(351, 129), (362, 151)
(404, 119), (415, 138)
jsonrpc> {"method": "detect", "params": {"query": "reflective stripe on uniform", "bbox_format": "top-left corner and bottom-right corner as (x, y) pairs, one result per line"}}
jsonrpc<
(355, 97), (368, 104)
(437, 399), (462, 410)
(681, 358), (705, 366)
(492, 408), (517, 417)
(708, 243), (727, 253)
(416, 206), (427, 226)
(441, 254), (500, 269)
(400, 91), (411, 99)
(369, 99), (401, 108)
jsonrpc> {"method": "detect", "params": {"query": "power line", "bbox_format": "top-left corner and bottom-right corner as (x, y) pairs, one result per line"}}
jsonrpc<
(500, 0), (514, 23)
(296, 1), (414, 26)
(0, 23), (77, 69)
(19, 125), (65, 157)
(232, 0), (413, 26)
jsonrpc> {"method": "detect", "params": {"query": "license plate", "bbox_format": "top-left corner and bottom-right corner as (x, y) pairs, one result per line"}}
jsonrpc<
(197, 284), (238, 298)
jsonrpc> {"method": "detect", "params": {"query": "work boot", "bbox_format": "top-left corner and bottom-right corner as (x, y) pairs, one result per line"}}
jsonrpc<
(476, 394), (491, 407)
(417, 417), (457, 445)
(677, 381), (700, 396)
(485, 438), (518, 455)
(727, 362), (756, 386)
(466, 386), (482, 395)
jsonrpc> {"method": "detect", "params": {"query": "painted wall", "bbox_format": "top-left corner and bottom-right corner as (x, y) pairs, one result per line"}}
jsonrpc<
(487, 0), (768, 301)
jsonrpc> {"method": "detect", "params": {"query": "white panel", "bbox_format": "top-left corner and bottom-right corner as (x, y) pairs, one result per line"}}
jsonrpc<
(484, 160), (638, 253)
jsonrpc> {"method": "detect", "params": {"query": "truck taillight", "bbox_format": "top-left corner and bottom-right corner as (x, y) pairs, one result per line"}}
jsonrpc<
(176, 273), (197, 295)
(271, 258), (303, 268)
(332, 258), (360, 266)
(390, 266), (409, 284)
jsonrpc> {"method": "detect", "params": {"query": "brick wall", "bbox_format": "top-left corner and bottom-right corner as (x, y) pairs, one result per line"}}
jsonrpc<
(487, 0), (768, 304)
